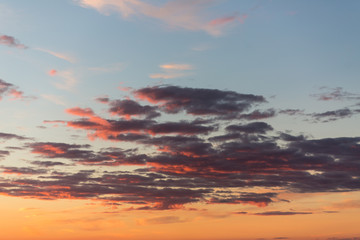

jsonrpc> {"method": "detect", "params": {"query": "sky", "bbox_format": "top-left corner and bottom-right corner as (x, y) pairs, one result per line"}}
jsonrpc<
(0, 0), (360, 239)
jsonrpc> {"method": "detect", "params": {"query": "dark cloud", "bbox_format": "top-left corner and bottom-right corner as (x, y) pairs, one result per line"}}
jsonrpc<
(0, 34), (27, 49)
(311, 87), (360, 101)
(1, 84), (359, 210)
(208, 192), (277, 207)
(279, 109), (305, 116)
(109, 99), (160, 119)
(30, 160), (66, 167)
(1, 166), (48, 175)
(95, 96), (110, 103)
(226, 122), (273, 134)
(239, 109), (276, 120)
(149, 121), (215, 135)
(310, 108), (355, 122)
(0, 150), (10, 159)
(0, 132), (30, 140)
(134, 85), (265, 119)
(254, 211), (313, 216)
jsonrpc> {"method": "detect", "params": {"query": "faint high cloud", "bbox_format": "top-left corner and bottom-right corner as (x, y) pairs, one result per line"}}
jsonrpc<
(150, 63), (194, 79)
(160, 63), (193, 70)
(35, 48), (76, 63)
(41, 94), (66, 106)
(0, 34), (27, 49)
(76, 0), (239, 36)
(50, 70), (79, 91)
(327, 199), (360, 210)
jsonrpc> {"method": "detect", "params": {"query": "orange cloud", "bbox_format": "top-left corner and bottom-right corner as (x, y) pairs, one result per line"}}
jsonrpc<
(150, 63), (194, 79)
(48, 69), (57, 76)
(160, 63), (193, 70)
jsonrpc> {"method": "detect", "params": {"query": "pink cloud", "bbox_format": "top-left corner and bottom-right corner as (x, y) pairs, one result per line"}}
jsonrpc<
(77, 0), (236, 36)
(0, 34), (27, 49)
(239, 14), (248, 24)
(66, 107), (95, 118)
(209, 15), (237, 26)
(9, 89), (24, 100)
(35, 48), (75, 63)
(52, 70), (78, 91)
(48, 69), (57, 76)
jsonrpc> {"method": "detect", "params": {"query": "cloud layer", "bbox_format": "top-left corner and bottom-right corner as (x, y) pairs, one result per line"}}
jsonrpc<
(1, 85), (360, 211)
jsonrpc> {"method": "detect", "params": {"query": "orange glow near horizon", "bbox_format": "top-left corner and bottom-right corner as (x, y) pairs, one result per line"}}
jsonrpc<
(0, 191), (359, 240)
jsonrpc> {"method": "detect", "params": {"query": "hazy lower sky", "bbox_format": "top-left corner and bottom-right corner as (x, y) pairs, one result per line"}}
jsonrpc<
(0, 1), (360, 240)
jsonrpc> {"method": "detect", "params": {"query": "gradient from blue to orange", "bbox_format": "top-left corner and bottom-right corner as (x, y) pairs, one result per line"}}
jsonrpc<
(0, 1), (360, 239)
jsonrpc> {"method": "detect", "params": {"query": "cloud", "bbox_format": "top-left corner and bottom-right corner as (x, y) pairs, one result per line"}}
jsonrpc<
(95, 96), (110, 104)
(41, 94), (66, 106)
(76, 0), (239, 36)
(310, 108), (357, 122)
(150, 63), (194, 79)
(0, 132), (29, 141)
(1, 166), (48, 175)
(159, 64), (193, 70)
(134, 85), (265, 119)
(209, 15), (237, 26)
(0, 79), (33, 101)
(328, 200), (360, 210)
(138, 216), (185, 225)
(1, 84), (360, 211)
(254, 211), (313, 216)
(109, 99), (160, 119)
(35, 48), (75, 63)
(0, 150), (10, 159)
(48, 69), (57, 76)
(208, 192), (277, 207)
(311, 87), (360, 101)
(51, 70), (79, 91)
(0, 34), (27, 49)
(149, 72), (187, 79)
(225, 122), (273, 134)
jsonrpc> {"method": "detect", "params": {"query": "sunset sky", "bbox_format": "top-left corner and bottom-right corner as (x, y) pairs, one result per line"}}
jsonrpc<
(1, 1), (360, 239)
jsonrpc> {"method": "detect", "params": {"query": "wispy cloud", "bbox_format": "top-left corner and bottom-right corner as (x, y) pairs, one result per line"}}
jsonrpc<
(76, 0), (239, 36)
(311, 87), (360, 102)
(159, 63), (193, 70)
(50, 70), (79, 91)
(35, 47), (76, 63)
(41, 94), (66, 106)
(150, 63), (194, 79)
